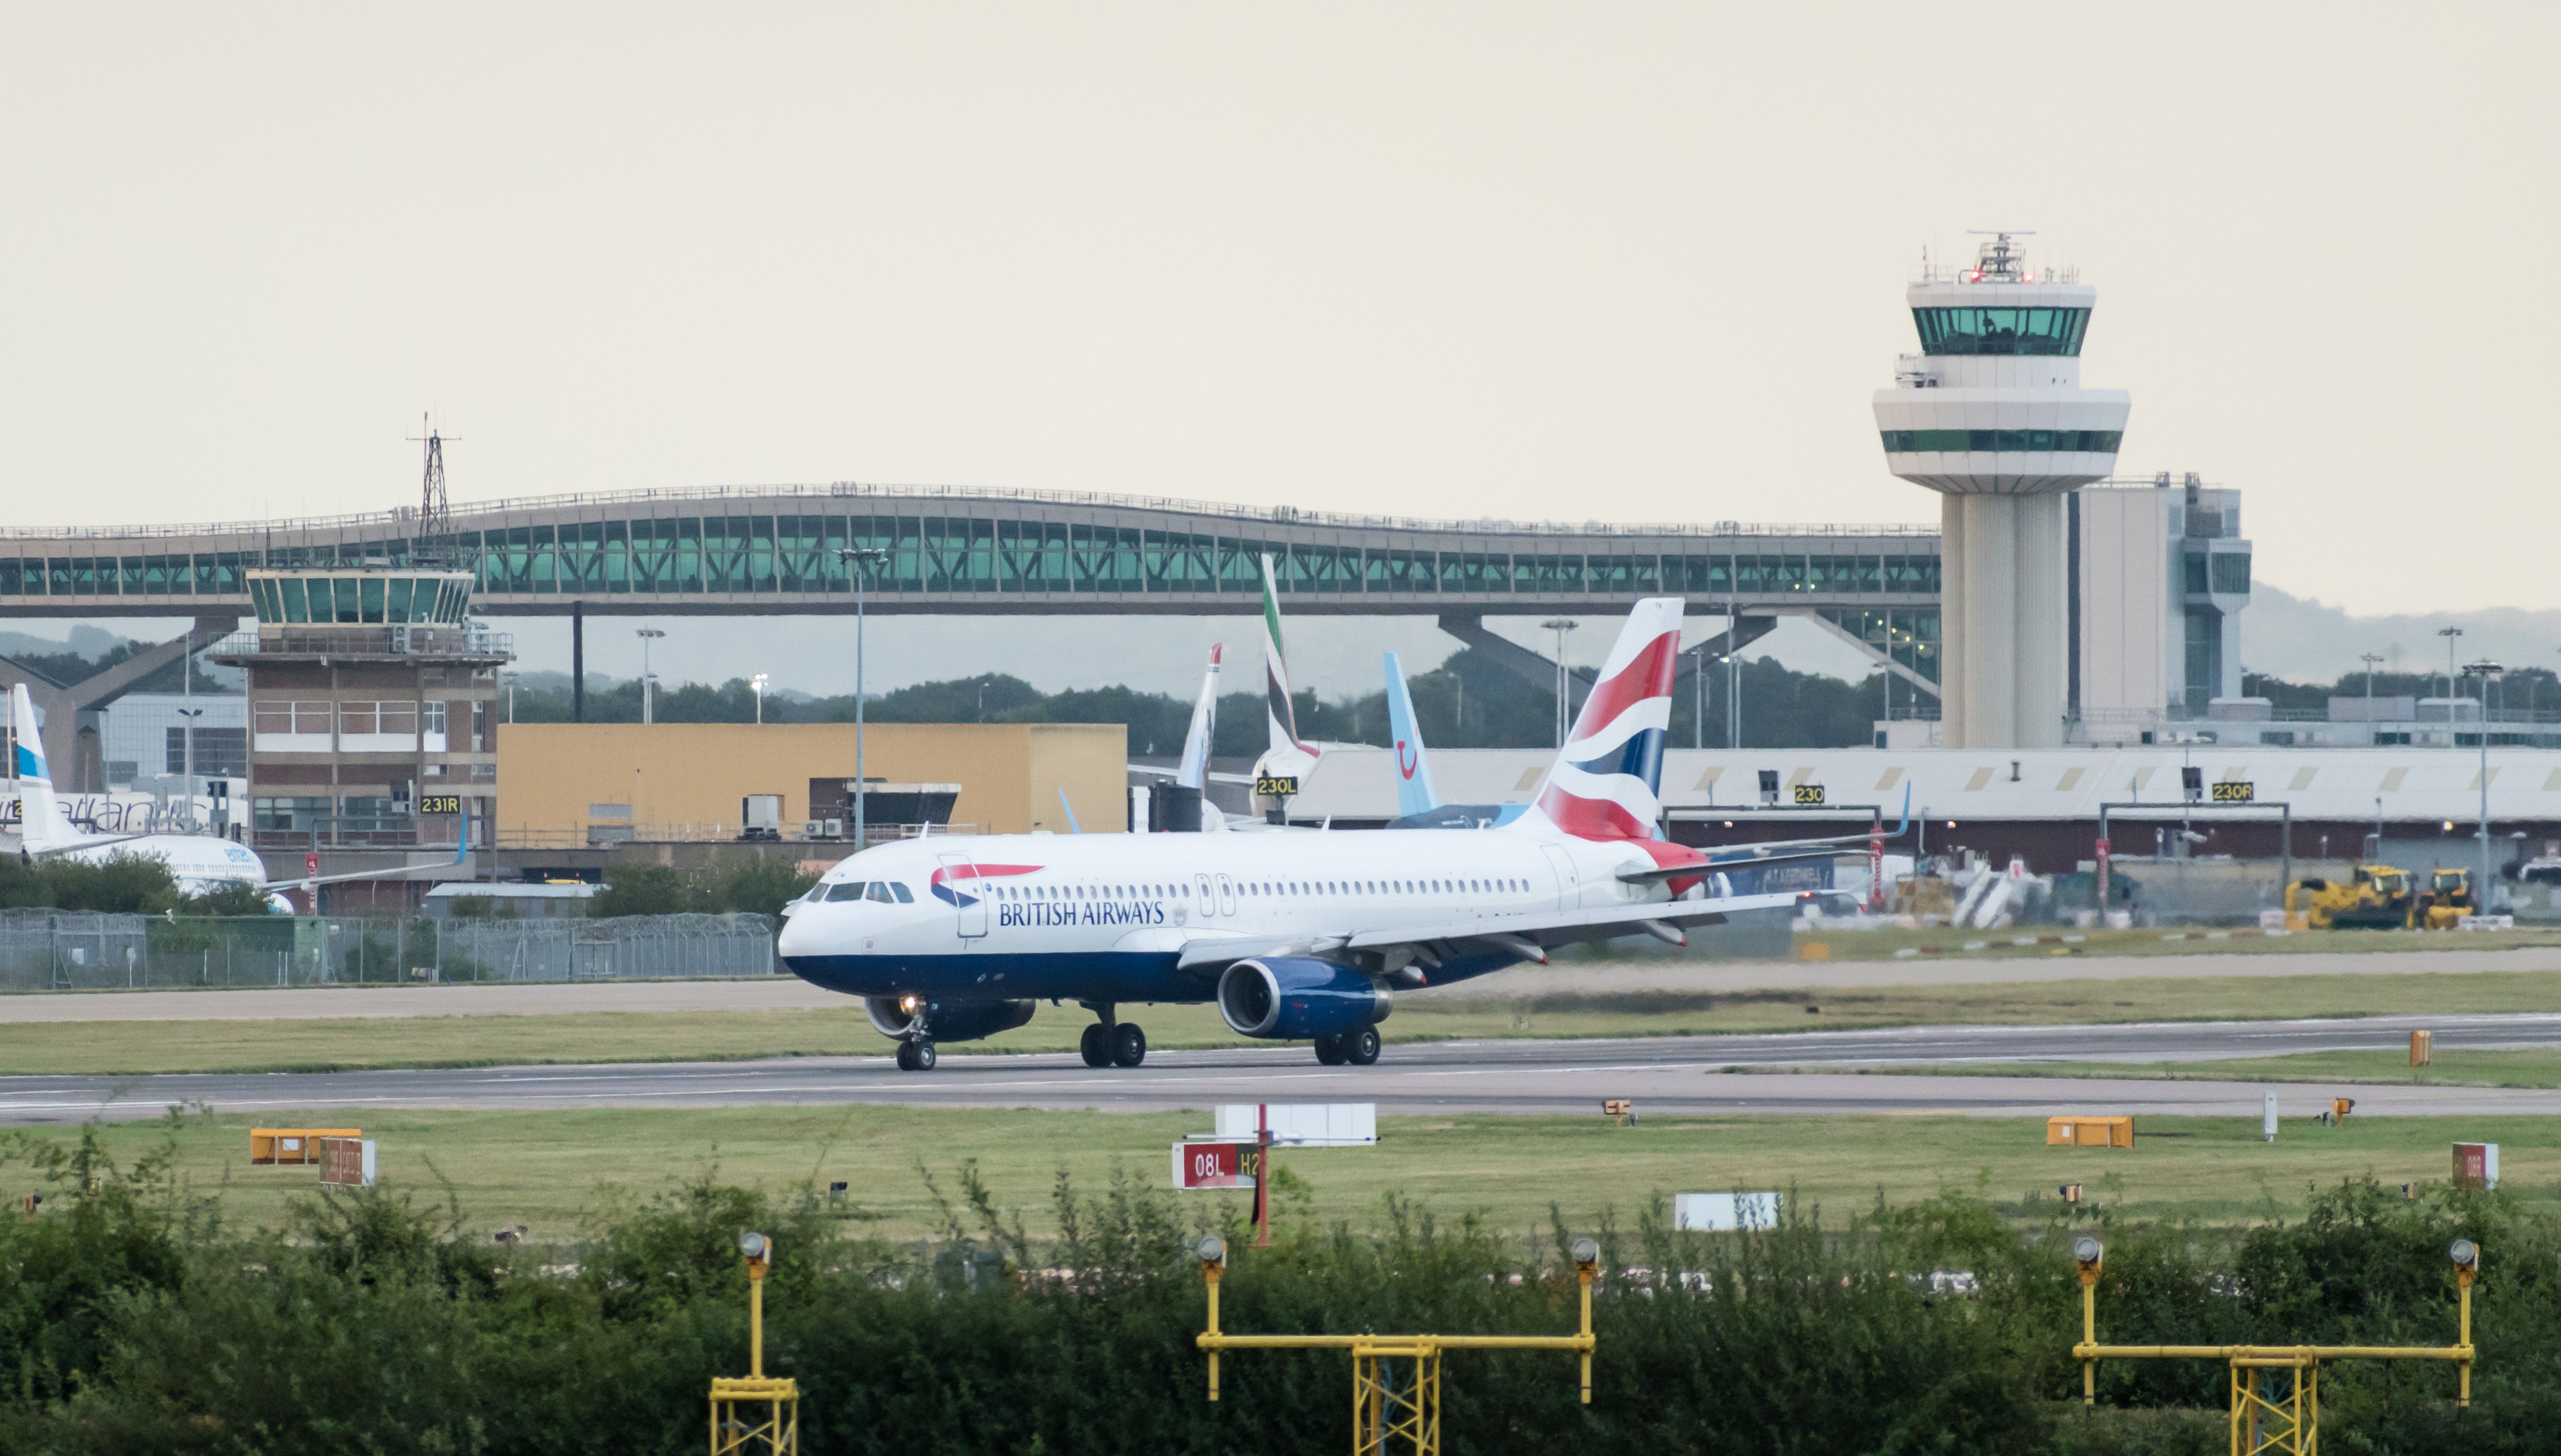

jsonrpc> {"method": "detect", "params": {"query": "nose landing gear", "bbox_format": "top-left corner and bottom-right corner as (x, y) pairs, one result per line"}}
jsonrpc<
(894, 1039), (937, 1072)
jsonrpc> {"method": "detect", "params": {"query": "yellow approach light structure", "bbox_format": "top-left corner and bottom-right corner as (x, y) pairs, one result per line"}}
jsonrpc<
(2071, 1236), (2480, 1456)
(1197, 1234), (1601, 1456)
(710, 1231), (799, 1456)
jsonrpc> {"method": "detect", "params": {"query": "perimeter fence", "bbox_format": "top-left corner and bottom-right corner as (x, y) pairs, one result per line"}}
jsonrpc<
(0, 909), (778, 992)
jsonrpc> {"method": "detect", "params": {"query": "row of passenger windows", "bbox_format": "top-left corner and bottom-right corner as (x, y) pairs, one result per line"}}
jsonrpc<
(982, 877), (1534, 900)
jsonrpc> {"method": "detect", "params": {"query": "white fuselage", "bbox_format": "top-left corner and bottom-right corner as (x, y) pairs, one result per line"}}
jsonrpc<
(775, 827), (1688, 1008)
(43, 834), (271, 897)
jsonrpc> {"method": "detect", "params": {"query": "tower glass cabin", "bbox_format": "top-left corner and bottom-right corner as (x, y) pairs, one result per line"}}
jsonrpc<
(1873, 233), (2130, 749)
(211, 566), (510, 860)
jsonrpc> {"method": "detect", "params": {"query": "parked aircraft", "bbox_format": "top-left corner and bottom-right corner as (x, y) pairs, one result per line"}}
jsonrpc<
(1381, 650), (1526, 830)
(778, 598), (1870, 1071)
(8, 684), (459, 908)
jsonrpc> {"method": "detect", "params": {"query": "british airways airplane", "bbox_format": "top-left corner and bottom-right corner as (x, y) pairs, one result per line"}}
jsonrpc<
(778, 599), (1848, 1071)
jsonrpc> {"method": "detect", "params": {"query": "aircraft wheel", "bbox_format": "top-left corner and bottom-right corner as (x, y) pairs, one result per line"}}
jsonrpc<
(1344, 1026), (1381, 1066)
(894, 1040), (920, 1071)
(1312, 1033), (1348, 1066)
(1110, 1023), (1148, 1068)
(912, 1039), (938, 1071)
(1079, 1023), (1111, 1068)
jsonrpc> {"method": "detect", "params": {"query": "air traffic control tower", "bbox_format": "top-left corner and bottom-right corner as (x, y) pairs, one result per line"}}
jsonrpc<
(1874, 233), (2129, 748)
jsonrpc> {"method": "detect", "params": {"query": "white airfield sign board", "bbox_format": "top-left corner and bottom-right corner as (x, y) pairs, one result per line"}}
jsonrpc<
(1215, 1103), (1377, 1147)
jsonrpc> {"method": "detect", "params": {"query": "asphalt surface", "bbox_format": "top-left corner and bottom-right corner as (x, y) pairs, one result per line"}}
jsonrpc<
(8, 1013), (2558, 1124)
(6, 945), (2559, 1022)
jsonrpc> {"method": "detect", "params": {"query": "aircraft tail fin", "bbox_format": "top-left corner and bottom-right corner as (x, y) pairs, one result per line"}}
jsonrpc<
(1259, 555), (1313, 757)
(1517, 598), (1684, 841)
(9, 684), (74, 852)
(1176, 644), (1222, 790)
(1383, 651), (1439, 818)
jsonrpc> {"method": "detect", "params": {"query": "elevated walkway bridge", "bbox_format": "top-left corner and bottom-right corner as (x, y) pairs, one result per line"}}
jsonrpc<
(0, 486), (1944, 779)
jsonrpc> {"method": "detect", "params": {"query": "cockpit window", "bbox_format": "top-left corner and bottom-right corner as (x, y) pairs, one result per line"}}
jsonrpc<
(865, 882), (895, 904)
(826, 882), (869, 902)
(890, 882), (913, 903)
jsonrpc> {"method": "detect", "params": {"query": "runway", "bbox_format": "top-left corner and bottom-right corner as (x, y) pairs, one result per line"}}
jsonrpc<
(8, 1012), (2558, 1124)
(5, 944), (2557, 1023)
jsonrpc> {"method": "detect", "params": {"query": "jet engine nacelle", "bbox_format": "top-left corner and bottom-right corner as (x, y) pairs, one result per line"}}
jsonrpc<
(866, 997), (1036, 1045)
(1216, 957), (1392, 1040)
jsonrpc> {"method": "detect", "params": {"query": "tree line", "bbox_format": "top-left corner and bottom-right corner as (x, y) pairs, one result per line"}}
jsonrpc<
(0, 1121), (2548, 1454)
(501, 648), (1894, 753)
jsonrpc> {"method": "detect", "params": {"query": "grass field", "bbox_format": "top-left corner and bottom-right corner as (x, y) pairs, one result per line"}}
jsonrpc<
(1889, 1047), (2561, 1089)
(1741, 924), (2561, 963)
(15, 1105), (2553, 1242)
(10, 967), (2559, 1075)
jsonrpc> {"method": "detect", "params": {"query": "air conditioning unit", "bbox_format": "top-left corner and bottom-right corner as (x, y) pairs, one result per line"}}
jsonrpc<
(802, 821), (826, 840)
(823, 818), (844, 839)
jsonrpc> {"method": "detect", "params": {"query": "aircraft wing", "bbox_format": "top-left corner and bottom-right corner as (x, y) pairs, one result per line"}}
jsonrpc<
(1614, 847), (1850, 886)
(263, 839), (470, 891)
(1129, 764), (1257, 785)
(1169, 891), (1805, 973)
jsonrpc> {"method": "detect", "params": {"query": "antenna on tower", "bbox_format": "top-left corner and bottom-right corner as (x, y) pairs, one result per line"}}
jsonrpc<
(408, 413), (452, 564)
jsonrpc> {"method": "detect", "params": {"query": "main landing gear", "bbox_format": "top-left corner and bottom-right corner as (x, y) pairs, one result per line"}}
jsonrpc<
(1312, 1027), (1381, 1067)
(894, 1039), (937, 1072)
(1078, 1006), (1147, 1068)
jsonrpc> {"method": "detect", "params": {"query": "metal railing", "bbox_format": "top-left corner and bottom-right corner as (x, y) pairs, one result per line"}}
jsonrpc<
(0, 909), (779, 991)
(3, 481), (1938, 546)
(211, 626), (513, 657)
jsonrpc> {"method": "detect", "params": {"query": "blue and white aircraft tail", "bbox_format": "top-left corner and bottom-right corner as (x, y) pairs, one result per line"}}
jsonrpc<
(1381, 653), (1524, 830)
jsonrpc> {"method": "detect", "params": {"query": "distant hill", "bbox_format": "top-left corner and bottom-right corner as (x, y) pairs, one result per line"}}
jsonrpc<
(2243, 585), (2561, 684)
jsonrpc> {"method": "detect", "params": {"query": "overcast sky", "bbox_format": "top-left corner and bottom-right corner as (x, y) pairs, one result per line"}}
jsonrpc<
(4, 5), (2556, 686)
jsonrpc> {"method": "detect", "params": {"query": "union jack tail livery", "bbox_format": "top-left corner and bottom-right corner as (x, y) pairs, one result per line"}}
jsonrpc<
(1522, 598), (1683, 841)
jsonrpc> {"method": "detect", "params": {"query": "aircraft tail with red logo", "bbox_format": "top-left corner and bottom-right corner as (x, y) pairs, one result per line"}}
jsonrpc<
(1382, 650), (1439, 819)
(1517, 599), (1683, 842)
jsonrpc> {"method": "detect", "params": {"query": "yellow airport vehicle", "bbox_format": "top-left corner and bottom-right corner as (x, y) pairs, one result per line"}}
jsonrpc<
(2284, 865), (2416, 930)
(2412, 868), (2475, 930)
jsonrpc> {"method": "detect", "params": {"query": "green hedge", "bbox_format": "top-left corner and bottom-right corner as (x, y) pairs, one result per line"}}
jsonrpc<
(2, 1120), (2554, 1455)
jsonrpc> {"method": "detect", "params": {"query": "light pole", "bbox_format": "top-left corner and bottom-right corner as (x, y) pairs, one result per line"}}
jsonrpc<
(2438, 626), (2464, 747)
(177, 640), (202, 833)
(634, 627), (665, 725)
(751, 673), (770, 725)
(2462, 659), (2502, 910)
(836, 547), (890, 849)
(500, 671), (518, 725)
(1694, 642), (1709, 749)
(1539, 619), (1578, 748)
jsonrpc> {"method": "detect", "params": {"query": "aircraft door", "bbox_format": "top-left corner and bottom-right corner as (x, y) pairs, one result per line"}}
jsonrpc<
(1192, 873), (1215, 919)
(1213, 873), (1238, 917)
(936, 852), (988, 939)
(1540, 844), (1580, 912)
